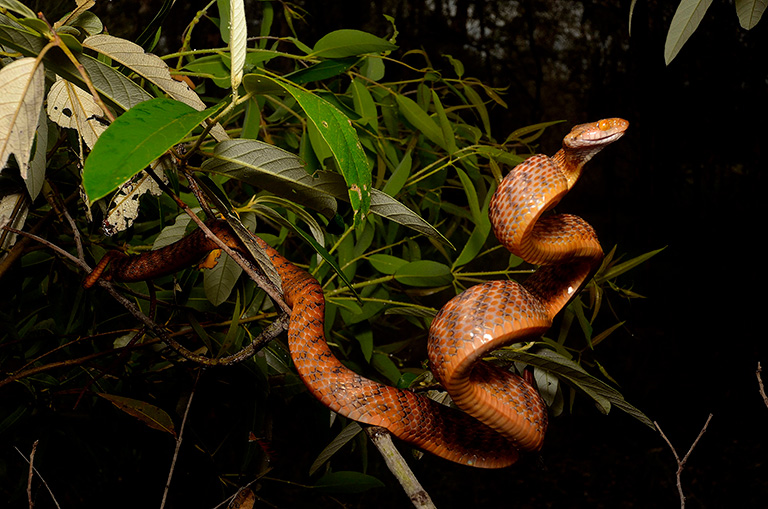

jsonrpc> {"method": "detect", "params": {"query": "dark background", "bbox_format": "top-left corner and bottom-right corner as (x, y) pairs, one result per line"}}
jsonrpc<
(11, 0), (768, 507)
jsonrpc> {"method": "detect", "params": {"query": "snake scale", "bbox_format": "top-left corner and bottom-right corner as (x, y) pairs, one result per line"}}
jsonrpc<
(85, 118), (628, 468)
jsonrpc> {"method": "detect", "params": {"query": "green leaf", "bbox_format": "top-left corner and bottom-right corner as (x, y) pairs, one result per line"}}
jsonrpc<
(394, 260), (453, 287)
(664, 0), (714, 65)
(395, 93), (446, 150)
(350, 77), (378, 130)
(462, 82), (491, 137)
(312, 29), (397, 59)
(431, 89), (457, 154)
(314, 471), (385, 493)
(596, 247), (665, 283)
(243, 74), (371, 227)
(97, 393), (177, 436)
(452, 218), (491, 269)
(493, 348), (653, 428)
(204, 249), (243, 306)
(368, 253), (408, 274)
(83, 98), (222, 203)
(371, 353), (401, 384)
(505, 120), (565, 144)
(735, 0), (767, 29)
(285, 57), (358, 85)
(381, 149), (412, 197)
(309, 422), (364, 475)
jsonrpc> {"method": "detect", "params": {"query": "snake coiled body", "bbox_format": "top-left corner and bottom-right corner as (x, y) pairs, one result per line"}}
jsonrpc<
(86, 118), (628, 468)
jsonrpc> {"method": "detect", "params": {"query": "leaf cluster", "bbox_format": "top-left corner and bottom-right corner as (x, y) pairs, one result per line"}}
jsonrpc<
(0, 1), (657, 502)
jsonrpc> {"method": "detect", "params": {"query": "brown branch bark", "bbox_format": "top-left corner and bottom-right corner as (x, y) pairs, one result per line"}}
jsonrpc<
(757, 362), (768, 409)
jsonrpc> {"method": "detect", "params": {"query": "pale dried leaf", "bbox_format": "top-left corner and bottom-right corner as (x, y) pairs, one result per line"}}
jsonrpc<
(26, 105), (49, 199)
(83, 34), (229, 141)
(229, 0), (247, 90)
(0, 192), (29, 257)
(0, 58), (45, 178)
(103, 157), (170, 235)
(46, 76), (107, 149)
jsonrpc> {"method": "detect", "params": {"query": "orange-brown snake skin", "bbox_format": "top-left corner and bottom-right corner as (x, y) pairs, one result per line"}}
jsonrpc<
(86, 118), (628, 468)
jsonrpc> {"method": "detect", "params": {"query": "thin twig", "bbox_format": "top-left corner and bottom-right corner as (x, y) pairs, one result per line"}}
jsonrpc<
(160, 369), (201, 509)
(15, 442), (62, 509)
(655, 413), (713, 509)
(27, 440), (36, 509)
(365, 427), (436, 509)
(1, 225), (288, 368)
(757, 362), (768, 409)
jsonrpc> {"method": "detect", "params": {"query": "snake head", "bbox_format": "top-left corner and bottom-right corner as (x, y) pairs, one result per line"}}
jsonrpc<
(564, 118), (629, 149)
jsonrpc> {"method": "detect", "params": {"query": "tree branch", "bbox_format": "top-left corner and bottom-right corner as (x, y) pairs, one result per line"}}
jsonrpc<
(655, 413), (713, 508)
(365, 427), (436, 509)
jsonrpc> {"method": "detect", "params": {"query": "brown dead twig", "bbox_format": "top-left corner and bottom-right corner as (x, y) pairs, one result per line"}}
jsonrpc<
(15, 440), (62, 509)
(757, 362), (768, 409)
(655, 413), (713, 509)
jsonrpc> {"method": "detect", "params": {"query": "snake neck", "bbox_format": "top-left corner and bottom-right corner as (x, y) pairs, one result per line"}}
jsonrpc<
(550, 149), (586, 190)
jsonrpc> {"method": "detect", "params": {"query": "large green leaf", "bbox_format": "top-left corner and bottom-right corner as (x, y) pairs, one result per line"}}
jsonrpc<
(83, 98), (221, 202)
(243, 74), (371, 227)
(311, 29), (397, 59)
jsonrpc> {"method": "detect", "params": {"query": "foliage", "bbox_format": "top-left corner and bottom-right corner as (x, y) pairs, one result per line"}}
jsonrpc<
(0, 1), (655, 505)
(629, 0), (767, 64)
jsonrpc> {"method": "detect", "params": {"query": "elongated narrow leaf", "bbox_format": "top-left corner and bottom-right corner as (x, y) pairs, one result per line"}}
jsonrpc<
(395, 94), (446, 150)
(494, 348), (653, 428)
(97, 393), (177, 436)
(462, 82), (491, 137)
(83, 98), (221, 202)
(735, 0), (767, 28)
(431, 89), (457, 154)
(664, 0), (713, 65)
(312, 29), (397, 59)
(309, 422), (363, 475)
(0, 57), (44, 178)
(83, 34), (228, 141)
(202, 139), (448, 242)
(243, 74), (370, 227)
(596, 247), (665, 283)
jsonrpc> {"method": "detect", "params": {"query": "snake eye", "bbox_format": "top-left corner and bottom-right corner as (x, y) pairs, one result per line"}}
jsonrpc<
(598, 119), (611, 131)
